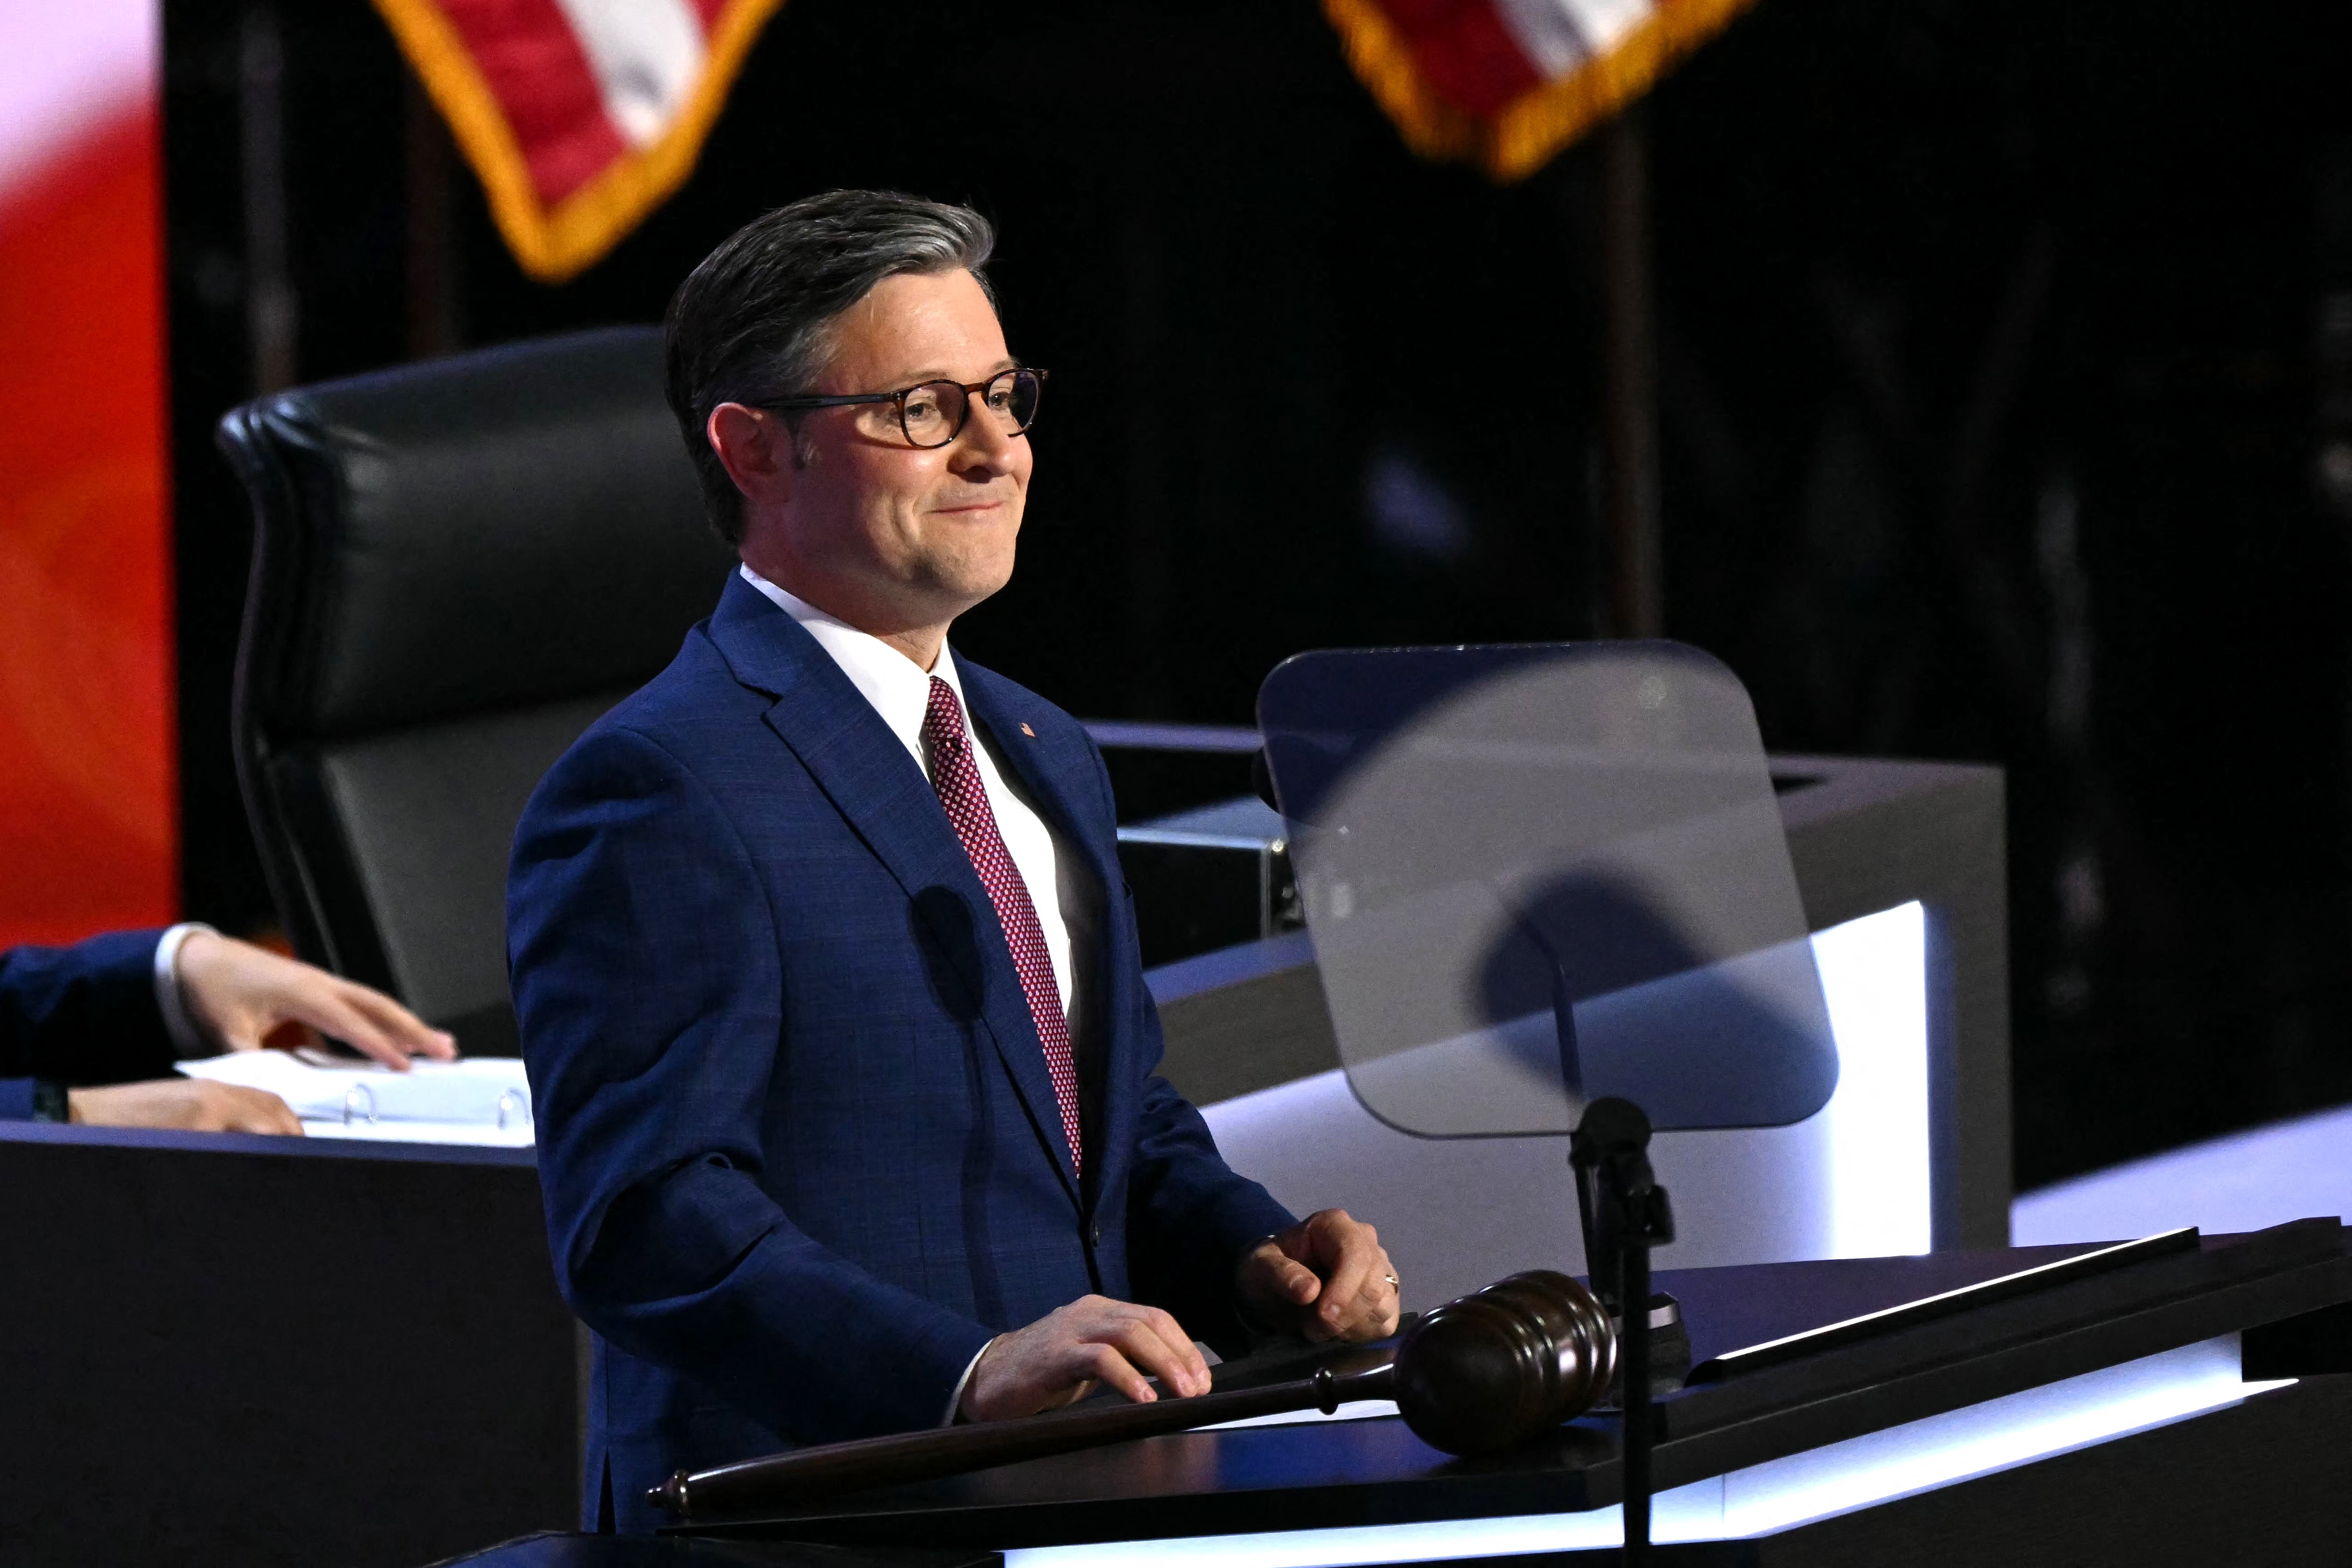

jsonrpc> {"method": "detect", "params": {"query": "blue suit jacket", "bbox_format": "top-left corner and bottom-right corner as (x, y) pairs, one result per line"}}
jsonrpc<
(509, 576), (1294, 1532)
(0, 929), (175, 1118)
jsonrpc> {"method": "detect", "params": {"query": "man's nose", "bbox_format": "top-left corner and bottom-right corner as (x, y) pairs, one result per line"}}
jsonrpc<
(950, 404), (1021, 474)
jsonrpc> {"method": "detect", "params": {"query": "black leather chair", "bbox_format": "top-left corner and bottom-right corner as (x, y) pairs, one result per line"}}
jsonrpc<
(216, 328), (736, 1054)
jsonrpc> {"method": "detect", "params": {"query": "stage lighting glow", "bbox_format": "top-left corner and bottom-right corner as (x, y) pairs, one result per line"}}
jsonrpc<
(0, 1), (154, 199)
(1709, 1334), (2286, 1537)
(2014, 1098), (2352, 1243)
(1001, 1336), (2288, 1567)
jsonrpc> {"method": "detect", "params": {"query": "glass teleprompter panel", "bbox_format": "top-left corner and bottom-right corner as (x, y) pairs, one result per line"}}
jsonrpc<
(1258, 643), (1839, 1137)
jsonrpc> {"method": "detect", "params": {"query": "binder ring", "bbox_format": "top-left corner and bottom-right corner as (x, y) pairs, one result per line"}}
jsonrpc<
(496, 1088), (528, 1131)
(343, 1084), (377, 1126)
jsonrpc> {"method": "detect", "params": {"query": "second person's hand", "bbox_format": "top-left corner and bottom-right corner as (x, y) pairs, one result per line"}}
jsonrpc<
(176, 931), (457, 1069)
(69, 1077), (304, 1135)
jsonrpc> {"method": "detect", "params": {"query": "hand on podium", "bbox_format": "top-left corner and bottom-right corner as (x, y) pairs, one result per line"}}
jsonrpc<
(1237, 1208), (1402, 1344)
(958, 1296), (1213, 1421)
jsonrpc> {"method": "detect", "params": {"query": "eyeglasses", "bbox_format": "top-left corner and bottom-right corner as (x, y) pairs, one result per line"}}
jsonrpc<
(758, 366), (1047, 449)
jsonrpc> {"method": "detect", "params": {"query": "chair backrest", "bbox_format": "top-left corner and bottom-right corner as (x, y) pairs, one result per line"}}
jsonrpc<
(216, 327), (737, 1053)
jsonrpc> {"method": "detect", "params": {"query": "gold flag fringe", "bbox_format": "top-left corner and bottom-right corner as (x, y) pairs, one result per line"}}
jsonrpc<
(1322, 0), (1764, 182)
(370, 0), (789, 283)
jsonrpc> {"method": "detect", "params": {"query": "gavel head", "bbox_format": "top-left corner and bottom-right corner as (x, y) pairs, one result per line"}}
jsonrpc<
(1389, 1270), (1618, 1456)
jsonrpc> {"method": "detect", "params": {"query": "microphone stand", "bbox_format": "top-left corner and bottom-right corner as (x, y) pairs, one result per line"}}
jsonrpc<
(1571, 1097), (1676, 1567)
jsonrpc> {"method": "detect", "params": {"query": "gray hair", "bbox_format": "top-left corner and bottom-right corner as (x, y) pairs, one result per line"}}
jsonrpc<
(664, 190), (999, 545)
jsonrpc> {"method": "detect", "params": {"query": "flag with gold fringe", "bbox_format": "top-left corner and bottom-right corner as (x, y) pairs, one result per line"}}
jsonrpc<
(371, 0), (787, 283)
(1324, 0), (1761, 180)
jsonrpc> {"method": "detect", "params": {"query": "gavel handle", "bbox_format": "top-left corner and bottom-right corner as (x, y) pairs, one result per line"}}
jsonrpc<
(654, 1362), (1395, 1519)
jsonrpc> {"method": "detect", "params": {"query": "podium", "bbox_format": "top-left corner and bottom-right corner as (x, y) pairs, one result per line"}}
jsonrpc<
(432, 646), (2347, 1568)
(482, 1223), (2350, 1568)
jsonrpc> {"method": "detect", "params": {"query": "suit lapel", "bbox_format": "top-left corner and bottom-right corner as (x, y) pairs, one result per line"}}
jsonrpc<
(958, 669), (1123, 907)
(706, 578), (1082, 1202)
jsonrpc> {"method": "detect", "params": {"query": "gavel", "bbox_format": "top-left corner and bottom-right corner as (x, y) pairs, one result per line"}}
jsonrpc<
(652, 1269), (1618, 1522)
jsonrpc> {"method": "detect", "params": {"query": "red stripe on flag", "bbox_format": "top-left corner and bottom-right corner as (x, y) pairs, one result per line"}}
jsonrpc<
(436, 0), (630, 206)
(1375, 0), (1545, 118)
(684, 0), (730, 31)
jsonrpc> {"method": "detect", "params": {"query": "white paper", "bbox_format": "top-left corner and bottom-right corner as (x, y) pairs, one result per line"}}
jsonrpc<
(178, 1050), (533, 1145)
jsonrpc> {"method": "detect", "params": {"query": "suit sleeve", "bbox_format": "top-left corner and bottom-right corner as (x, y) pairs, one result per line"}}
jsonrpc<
(1074, 738), (1297, 1342)
(1122, 982), (1299, 1350)
(0, 929), (178, 1116)
(509, 725), (996, 1445)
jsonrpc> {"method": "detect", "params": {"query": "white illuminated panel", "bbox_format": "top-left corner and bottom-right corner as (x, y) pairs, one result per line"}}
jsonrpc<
(1002, 1337), (2289, 1567)
(1195, 900), (1933, 1302)
(1812, 901), (1934, 1258)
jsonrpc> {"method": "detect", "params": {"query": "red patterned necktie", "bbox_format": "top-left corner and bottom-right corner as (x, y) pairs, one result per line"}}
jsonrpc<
(922, 676), (1082, 1173)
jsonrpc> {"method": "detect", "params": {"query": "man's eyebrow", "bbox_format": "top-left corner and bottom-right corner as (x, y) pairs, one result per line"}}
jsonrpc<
(888, 357), (1020, 384)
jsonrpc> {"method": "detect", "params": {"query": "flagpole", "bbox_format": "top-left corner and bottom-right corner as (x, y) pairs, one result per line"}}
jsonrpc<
(1597, 107), (1662, 640)
(403, 71), (464, 360)
(237, 4), (297, 396)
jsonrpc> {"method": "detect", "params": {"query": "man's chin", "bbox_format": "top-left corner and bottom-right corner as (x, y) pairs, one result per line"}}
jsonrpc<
(918, 551), (1018, 612)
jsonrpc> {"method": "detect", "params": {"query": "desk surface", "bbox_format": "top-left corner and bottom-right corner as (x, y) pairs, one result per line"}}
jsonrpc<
(0, 1112), (536, 1166)
(434, 1532), (996, 1568)
(684, 1228), (2352, 1552)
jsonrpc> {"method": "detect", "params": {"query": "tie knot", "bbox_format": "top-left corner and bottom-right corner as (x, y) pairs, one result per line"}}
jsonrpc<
(923, 675), (967, 760)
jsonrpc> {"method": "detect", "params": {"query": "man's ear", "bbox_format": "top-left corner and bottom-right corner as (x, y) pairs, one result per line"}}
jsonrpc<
(707, 402), (796, 508)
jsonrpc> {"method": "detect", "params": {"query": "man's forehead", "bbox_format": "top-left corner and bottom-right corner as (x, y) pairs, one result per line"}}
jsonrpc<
(826, 271), (1009, 382)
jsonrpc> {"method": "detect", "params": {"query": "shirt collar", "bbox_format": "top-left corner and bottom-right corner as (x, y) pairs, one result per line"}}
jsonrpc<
(737, 563), (965, 768)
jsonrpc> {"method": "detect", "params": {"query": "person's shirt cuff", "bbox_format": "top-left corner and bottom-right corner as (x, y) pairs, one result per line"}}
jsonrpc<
(153, 923), (218, 1059)
(941, 1337), (998, 1426)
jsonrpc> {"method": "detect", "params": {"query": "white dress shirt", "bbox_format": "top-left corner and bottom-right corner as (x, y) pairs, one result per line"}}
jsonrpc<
(738, 566), (1090, 1033)
(739, 564), (1097, 1421)
(154, 922), (216, 1058)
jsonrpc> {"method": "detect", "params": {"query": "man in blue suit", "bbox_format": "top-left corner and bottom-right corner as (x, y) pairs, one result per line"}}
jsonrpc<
(510, 191), (1400, 1532)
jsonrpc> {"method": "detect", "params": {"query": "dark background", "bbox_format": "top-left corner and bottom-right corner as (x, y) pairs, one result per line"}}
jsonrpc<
(162, 0), (2352, 1190)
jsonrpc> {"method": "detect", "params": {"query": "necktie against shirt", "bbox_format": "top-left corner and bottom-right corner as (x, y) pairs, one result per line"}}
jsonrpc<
(921, 676), (1084, 1173)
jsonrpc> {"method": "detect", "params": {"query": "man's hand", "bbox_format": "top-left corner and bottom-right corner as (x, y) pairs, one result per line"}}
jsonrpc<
(177, 931), (457, 1069)
(68, 1078), (304, 1135)
(1236, 1208), (1401, 1344)
(959, 1295), (1212, 1422)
